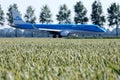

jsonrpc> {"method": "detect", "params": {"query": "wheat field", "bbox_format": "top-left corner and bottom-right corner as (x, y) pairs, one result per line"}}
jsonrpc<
(0, 38), (120, 80)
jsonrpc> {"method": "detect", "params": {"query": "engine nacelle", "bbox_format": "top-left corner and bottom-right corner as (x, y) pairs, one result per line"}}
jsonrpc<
(60, 31), (70, 37)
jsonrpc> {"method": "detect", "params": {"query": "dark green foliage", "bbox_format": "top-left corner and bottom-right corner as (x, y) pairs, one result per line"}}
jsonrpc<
(56, 4), (71, 24)
(39, 5), (53, 24)
(6, 4), (19, 26)
(24, 6), (36, 23)
(107, 3), (120, 36)
(0, 5), (4, 26)
(91, 1), (105, 27)
(74, 1), (88, 24)
(6, 4), (20, 37)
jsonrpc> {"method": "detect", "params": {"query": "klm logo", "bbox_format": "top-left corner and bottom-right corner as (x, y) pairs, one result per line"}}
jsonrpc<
(14, 16), (22, 20)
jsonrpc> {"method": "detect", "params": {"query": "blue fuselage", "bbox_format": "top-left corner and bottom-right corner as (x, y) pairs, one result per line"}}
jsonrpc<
(14, 24), (106, 33)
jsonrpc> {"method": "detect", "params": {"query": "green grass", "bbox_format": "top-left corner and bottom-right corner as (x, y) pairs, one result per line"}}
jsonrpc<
(0, 38), (120, 80)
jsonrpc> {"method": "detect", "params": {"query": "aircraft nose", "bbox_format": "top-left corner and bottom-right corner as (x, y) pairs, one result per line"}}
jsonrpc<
(100, 27), (106, 32)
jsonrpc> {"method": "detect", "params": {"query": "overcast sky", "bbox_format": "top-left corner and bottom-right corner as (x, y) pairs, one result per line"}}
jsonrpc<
(0, 0), (120, 25)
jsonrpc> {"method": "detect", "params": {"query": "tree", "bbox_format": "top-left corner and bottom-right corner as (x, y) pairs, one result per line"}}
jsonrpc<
(107, 3), (120, 37)
(24, 6), (36, 23)
(56, 4), (71, 24)
(74, 1), (88, 24)
(0, 5), (5, 26)
(24, 6), (36, 37)
(39, 5), (53, 24)
(91, 0), (105, 27)
(6, 4), (20, 26)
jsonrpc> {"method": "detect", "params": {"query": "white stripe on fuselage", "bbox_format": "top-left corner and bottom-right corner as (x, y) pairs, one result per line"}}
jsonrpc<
(69, 30), (103, 34)
(38, 28), (61, 32)
(38, 28), (102, 34)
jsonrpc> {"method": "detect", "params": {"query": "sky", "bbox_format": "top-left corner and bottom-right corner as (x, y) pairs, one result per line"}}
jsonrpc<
(0, 0), (120, 28)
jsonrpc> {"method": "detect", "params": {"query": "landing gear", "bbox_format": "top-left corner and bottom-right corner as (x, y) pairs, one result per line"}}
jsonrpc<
(53, 35), (57, 38)
(49, 32), (62, 38)
(52, 34), (62, 38)
(58, 35), (62, 38)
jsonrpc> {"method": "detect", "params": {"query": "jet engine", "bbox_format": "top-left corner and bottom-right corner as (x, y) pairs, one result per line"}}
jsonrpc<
(60, 30), (70, 37)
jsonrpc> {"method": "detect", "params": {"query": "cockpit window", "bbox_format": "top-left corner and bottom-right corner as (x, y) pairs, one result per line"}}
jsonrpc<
(95, 26), (98, 28)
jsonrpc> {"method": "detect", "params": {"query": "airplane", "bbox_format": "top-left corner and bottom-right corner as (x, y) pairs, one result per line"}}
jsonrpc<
(11, 8), (106, 38)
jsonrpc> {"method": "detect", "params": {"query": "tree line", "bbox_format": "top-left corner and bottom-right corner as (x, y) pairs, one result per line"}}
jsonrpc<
(0, 0), (120, 36)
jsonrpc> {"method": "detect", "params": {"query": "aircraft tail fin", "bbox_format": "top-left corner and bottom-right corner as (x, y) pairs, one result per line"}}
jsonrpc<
(11, 8), (26, 25)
